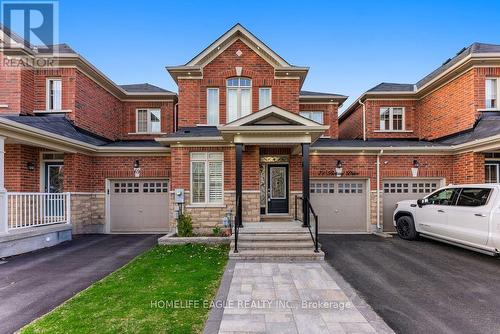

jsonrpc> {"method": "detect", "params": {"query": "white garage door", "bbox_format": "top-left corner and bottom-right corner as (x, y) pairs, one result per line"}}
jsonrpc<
(383, 179), (442, 232)
(310, 180), (368, 233)
(110, 180), (169, 233)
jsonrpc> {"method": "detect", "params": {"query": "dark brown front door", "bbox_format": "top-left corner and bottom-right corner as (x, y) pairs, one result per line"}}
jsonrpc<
(267, 164), (289, 214)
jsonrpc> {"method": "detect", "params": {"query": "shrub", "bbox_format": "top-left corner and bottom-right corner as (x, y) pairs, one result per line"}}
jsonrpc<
(177, 214), (193, 237)
(212, 226), (222, 237)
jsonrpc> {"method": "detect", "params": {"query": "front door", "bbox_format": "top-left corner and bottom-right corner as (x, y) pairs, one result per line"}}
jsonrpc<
(44, 162), (64, 217)
(267, 164), (288, 214)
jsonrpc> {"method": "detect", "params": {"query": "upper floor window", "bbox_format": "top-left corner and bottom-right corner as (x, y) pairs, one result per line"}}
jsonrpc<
(207, 88), (219, 125)
(300, 111), (324, 124)
(46, 78), (62, 111)
(259, 88), (272, 110)
(485, 78), (498, 109)
(380, 107), (404, 131)
(227, 77), (251, 123)
(136, 108), (161, 133)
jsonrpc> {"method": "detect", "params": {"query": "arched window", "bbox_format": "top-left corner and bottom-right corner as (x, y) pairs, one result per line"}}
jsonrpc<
(227, 77), (252, 122)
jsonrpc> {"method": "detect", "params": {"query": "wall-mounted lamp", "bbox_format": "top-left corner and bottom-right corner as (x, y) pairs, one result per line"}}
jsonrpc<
(336, 160), (343, 177)
(26, 162), (35, 171)
(133, 160), (141, 178)
(411, 159), (420, 177)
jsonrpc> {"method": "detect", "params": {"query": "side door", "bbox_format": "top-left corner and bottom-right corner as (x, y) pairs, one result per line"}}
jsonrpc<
(445, 187), (493, 246)
(415, 188), (460, 236)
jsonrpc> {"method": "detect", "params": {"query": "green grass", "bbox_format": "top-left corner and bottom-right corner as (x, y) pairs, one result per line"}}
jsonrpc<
(21, 244), (229, 334)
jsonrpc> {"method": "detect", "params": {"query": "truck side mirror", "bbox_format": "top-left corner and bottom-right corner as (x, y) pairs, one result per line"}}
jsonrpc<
(417, 199), (426, 208)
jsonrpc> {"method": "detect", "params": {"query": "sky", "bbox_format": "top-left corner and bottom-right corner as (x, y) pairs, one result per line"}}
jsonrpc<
(12, 0), (500, 112)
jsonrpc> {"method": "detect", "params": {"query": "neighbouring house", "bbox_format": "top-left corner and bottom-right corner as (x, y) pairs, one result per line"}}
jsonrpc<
(0, 24), (499, 257)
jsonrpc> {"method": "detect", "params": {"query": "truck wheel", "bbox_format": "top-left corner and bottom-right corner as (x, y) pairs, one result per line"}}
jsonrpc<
(396, 215), (418, 240)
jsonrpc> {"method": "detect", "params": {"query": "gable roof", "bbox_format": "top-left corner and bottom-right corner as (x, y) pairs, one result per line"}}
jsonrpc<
(185, 23), (292, 68)
(166, 24), (309, 86)
(341, 42), (500, 122)
(367, 83), (415, 92)
(222, 105), (323, 127)
(119, 83), (174, 94)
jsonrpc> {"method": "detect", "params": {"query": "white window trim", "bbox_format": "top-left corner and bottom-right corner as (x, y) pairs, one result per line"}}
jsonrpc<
(258, 87), (272, 110)
(485, 77), (500, 110)
(485, 163), (500, 183)
(379, 107), (405, 131)
(226, 78), (252, 122)
(299, 111), (324, 124)
(135, 108), (162, 134)
(46, 78), (62, 111)
(207, 88), (220, 125)
(190, 152), (224, 206)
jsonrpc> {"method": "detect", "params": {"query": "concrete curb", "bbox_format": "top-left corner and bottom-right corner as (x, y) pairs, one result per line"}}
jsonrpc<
(158, 234), (231, 245)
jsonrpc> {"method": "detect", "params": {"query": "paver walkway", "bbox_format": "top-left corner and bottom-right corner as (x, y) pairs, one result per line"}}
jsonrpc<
(208, 262), (393, 334)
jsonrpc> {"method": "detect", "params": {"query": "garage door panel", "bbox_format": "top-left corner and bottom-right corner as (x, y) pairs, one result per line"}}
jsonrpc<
(110, 180), (169, 233)
(383, 179), (441, 232)
(310, 180), (367, 233)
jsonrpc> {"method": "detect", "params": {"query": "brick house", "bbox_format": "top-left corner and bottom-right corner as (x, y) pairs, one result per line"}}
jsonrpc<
(1, 24), (499, 256)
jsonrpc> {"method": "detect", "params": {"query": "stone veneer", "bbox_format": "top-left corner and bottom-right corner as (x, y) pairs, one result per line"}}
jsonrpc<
(70, 193), (105, 234)
(169, 191), (260, 234)
(369, 190), (383, 232)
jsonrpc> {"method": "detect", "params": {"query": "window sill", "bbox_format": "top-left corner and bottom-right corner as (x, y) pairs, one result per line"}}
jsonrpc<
(186, 204), (226, 208)
(374, 130), (413, 133)
(477, 108), (500, 112)
(127, 132), (166, 135)
(33, 110), (72, 114)
(0, 104), (8, 108)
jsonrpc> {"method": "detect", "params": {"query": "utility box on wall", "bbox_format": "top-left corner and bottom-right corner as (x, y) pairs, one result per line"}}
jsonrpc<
(174, 189), (185, 204)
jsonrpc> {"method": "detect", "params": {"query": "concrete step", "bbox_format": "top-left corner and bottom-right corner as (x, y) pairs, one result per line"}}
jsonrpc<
(237, 233), (312, 241)
(260, 215), (294, 222)
(231, 240), (314, 250)
(229, 249), (325, 261)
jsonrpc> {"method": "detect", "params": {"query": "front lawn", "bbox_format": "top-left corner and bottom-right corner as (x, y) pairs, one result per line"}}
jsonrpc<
(21, 244), (229, 334)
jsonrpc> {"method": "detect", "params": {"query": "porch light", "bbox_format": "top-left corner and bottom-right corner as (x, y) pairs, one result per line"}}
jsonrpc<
(336, 160), (343, 177)
(411, 159), (419, 177)
(134, 160), (141, 178)
(26, 162), (35, 171)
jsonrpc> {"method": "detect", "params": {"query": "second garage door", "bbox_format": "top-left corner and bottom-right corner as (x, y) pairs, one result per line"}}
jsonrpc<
(310, 180), (368, 233)
(110, 179), (170, 233)
(383, 179), (442, 232)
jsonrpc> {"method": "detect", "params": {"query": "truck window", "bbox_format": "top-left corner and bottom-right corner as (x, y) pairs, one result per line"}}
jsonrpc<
(426, 188), (459, 206)
(456, 188), (492, 207)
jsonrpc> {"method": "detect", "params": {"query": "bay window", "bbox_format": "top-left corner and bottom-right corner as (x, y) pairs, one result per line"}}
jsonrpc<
(259, 87), (272, 110)
(227, 77), (252, 122)
(380, 107), (404, 131)
(191, 152), (224, 205)
(46, 78), (62, 111)
(136, 108), (161, 133)
(299, 111), (324, 124)
(207, 88), (219, 125)
(486, 78), (498, 109)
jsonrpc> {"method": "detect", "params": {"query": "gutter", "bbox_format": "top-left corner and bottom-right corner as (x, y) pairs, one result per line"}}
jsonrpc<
(0, 117), (170, 154)
(376, 149), (383, 231)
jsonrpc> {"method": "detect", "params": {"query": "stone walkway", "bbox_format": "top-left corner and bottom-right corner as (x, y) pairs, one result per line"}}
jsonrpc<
(205, 261), (394, 334)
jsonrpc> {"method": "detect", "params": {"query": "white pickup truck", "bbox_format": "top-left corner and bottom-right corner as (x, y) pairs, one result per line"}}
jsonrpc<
(393, 184), (500, 256)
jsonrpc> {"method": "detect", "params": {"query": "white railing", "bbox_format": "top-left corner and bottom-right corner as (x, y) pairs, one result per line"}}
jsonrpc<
(5, 192), (71, 230)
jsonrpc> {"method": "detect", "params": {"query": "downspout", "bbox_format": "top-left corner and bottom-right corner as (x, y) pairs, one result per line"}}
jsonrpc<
(358, 99), (366, 141)
(376, 149), (383, 231)
(173, 103), (179, 132)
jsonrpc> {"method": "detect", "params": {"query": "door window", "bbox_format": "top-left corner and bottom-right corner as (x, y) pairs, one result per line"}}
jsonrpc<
(426, 188), (459, 206)
(46, 164), (64, 193)
(456, 188), (492, 207)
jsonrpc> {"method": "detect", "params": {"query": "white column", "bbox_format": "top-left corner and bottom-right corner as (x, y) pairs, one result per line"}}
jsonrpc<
(0, 136), (7, 234)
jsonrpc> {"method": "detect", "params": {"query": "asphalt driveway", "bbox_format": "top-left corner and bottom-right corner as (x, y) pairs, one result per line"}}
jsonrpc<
(321, 234), (500, 334)
(0, 234), (159, 334)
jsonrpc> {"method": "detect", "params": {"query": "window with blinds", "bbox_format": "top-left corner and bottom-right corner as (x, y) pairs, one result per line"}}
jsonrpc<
(136, 108), (161, 133)
(190, 152), (224, 204)
(207, 88), (219, 125)
(46, 78), (62, 111)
